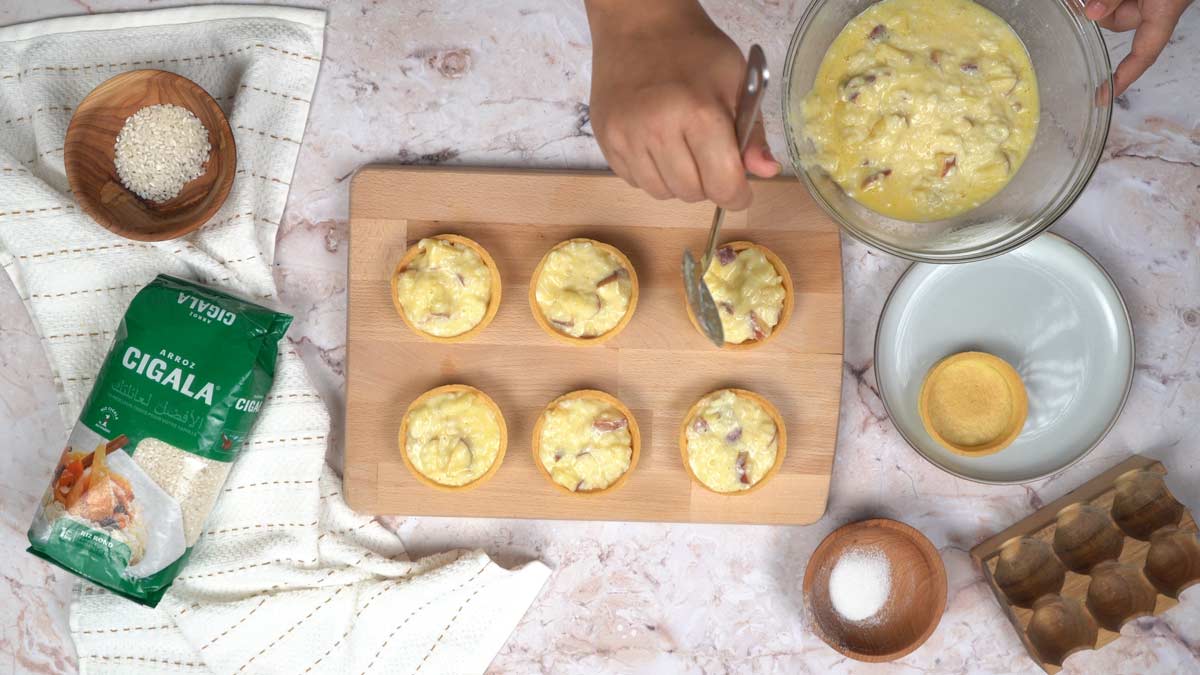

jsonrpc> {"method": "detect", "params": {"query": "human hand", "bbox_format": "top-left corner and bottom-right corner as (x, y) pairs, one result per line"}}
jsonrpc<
(584, 0), (781, 210)
(1085, 0), (1194, 96)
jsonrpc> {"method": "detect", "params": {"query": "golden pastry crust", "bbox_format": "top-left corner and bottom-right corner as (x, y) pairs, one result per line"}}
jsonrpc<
(919, 351), (1027, 456)
(685, 241), (794, 349)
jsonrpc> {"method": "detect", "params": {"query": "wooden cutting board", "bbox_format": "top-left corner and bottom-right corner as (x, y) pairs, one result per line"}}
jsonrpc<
(345, 166), (843, 524)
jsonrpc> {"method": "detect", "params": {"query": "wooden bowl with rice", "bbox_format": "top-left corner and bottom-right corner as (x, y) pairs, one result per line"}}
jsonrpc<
(65, 69), (235, 242)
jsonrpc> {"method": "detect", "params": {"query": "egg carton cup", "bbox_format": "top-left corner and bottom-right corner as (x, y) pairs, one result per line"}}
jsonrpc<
(971, 455), (1200, 673)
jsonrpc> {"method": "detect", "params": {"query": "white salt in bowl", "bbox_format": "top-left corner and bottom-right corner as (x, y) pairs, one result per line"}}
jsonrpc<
(803, 518), (947, 662)
(65, 69), (235, 242)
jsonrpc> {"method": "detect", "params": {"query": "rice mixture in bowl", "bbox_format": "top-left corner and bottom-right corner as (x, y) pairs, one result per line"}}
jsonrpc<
(800, 0), (1039, 222)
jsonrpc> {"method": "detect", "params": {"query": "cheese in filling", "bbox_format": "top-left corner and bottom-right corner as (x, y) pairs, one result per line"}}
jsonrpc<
(800, 0), (1039, 222)
(535, 241), (633, 338)
(405, 391), (502, 486)
(394, 238), (492, 337)
(685, 390), (778, 492)
(704, 246), (786, 344)
(538, 396), (633, 492)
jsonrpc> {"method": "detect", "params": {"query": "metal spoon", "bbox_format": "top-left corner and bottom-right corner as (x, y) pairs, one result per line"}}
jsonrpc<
(682, 44), (769, 348)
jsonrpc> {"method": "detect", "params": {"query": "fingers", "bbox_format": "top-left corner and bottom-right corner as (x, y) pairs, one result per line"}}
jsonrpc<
(597, 131), (641, 193)
(603, 147), (635, 189)
(649, 133), (707, 203)
(602, 128), (674, 199)
(626, 149), (673, 200)
(1084, 0), (1124, 20)
(742, 116), (782, 179)
(597, 127), (673, 200)
(684, 107), (752, 210)
(1098, 0), (1142, 31)
(1112, 7), (1180, 96)
(602, 125), (709, 203)
(596, 92), (766, 209)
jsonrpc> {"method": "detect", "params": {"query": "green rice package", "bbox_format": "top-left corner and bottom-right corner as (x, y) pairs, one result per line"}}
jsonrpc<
(27, 274), (292, 606)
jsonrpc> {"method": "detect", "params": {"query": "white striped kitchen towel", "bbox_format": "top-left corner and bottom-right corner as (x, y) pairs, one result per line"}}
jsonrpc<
(0, 6), (549, 674)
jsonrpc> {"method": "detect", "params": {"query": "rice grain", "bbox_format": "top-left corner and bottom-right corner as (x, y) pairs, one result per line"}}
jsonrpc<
(113, 104), (211, 202)
(133, 438), (231, 546)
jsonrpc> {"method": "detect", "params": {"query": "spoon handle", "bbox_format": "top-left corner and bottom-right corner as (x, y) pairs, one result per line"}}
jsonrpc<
(734, 44), (770, 154)
(701, 44), (769, 269)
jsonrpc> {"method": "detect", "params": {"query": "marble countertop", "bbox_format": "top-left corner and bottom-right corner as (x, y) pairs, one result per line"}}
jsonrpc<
(2, 1), (1198, 673)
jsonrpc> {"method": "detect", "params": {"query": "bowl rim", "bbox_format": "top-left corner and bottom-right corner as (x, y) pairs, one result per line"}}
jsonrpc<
(872, 232), (1136, 485)
(780, 0), (1114, 263)
(64, 68), (236, 242)
(802, 517), (948, 662)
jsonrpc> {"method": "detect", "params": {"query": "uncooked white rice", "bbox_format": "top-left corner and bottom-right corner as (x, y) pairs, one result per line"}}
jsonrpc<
(133, 438), (231, 546)
(113, 103), (212, 202)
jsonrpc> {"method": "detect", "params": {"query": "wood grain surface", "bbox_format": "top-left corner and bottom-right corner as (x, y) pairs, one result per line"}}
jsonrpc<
(345, 166), (844, 524)
(64, 69), (235, 241)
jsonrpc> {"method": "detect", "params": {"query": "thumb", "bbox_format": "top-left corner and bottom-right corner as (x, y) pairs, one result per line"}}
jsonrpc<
(1084, 0), (1123, 20)
(742, 116), (782, 178)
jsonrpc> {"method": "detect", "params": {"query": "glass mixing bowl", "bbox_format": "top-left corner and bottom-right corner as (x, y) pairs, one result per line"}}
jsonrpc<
(783, 0), (1112, 262)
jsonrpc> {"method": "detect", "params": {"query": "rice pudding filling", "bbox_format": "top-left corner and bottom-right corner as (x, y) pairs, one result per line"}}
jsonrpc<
(537, 396), (633, 492)
(801, 0), (1039, 221)
(685, 390), (779, 493)
(405, 390), (503, 487)
(704, 245), (786, 344)
(394, 238), (493, 338)
(534, 241), (633, 338)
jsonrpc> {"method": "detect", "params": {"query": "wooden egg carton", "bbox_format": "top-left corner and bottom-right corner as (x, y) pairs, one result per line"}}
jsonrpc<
(971, 455), (1200, 673)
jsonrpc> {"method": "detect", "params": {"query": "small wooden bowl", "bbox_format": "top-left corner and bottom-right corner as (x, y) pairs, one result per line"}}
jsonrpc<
(683, 241), (794, 350)
(531, 389), (641, 496)
(391, 234), (503, 343)
(803, 518), (947, 662)
(678, 388), (786, 496)
(398, 384), (508, 492)
(529, 238), (639, 346)
(64, 69), (235, 242)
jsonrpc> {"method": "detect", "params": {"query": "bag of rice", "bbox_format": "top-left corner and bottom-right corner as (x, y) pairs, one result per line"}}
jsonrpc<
(27, 274), (291, 606)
